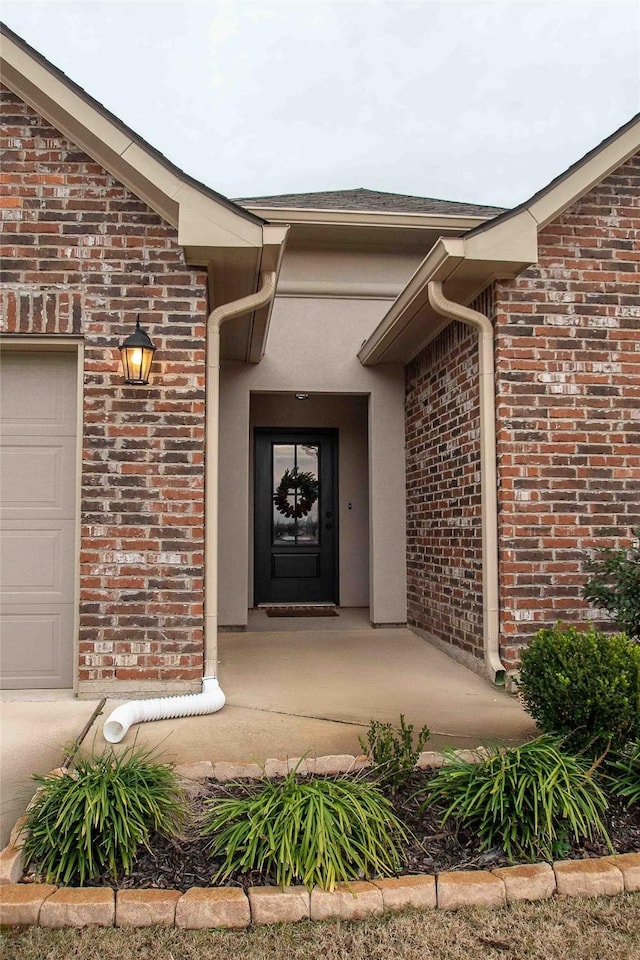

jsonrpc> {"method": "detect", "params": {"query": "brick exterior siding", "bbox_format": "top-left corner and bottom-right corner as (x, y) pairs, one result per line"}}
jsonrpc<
(495, 153), (640, 669)
(1, 87), (209, 689)
(405, 316), (484, 659)
(2, 82), (637, 688)
(405, 156), (639, 673)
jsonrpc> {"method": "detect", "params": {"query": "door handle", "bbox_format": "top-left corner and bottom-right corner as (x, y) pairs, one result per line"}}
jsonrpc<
(325, 522), (333, 530)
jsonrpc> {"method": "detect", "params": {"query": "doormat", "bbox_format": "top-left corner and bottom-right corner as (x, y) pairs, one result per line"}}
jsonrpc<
(265, 606), (339, 617)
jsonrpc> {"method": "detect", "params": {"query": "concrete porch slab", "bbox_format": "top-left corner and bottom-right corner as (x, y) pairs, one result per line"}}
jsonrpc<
(94, 626), (535, 764)
(0, 696), (103, 848)
(1, 626), (537, 847)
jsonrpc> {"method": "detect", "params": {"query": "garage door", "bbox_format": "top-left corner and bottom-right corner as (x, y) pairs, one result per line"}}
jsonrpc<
(0, 351), (78, 688)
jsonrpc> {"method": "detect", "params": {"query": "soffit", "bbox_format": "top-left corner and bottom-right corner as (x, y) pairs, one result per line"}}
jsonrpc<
(360, 115), (640, 367)
(0, 39), (265, 248)
(1, 24), (290, 361)
(239, 205), (494, 248)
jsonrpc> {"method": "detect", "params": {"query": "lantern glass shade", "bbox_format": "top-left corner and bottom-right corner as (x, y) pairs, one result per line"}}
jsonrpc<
(119, 317), (156, 384)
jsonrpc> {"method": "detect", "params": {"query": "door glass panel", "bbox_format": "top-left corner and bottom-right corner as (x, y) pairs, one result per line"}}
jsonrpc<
(272, 443), (319, 545)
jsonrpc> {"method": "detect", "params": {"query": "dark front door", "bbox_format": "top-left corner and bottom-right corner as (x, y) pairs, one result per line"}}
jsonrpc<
(254, 429), (338, 605)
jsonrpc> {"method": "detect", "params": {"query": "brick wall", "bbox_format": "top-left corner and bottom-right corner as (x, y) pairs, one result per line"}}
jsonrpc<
(495, 153), (640, 669)
(1, 86), (209, 690)
(405, 316), (483, 660)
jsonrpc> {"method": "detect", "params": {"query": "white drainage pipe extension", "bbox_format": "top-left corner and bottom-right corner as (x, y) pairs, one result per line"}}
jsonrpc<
(103, 677), (225, 744)
(103, 272), (278, 743)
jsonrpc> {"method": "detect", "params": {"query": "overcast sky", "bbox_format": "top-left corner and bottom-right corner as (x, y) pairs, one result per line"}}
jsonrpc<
(3, 0), (639, 208)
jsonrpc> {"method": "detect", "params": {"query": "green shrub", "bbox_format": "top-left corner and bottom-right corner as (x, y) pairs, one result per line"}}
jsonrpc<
(605, 740), (640, 808)
(583, 532), (640, 639)
(358, 714), (430, 793)
(202, 769), (407, 890)
(419, 736), (610, 862)
(21, 745), (187, 885)
(517, 623), (640, 755)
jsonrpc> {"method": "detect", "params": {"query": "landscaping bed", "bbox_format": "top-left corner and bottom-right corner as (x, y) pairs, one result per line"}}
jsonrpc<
(50, 767), (639, 894)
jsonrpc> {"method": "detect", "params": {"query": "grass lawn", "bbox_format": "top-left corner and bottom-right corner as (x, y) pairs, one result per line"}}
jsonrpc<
(2, 894), (639, 960)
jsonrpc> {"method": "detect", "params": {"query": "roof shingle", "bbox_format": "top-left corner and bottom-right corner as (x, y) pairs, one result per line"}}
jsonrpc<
(235, 187), (506, 218)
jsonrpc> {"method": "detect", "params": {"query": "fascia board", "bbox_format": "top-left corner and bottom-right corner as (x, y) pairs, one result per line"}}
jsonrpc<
(1, 49), (184, 226)
(358, 215), (539, 367)
(1, 32), (264, 247)
(463, 209), (538, 264)
(528, 118), (640, 228)
(240, 205), (493, 231)
(1, 45), (132, 154)
(245, 223), (290, 363)
(176, 185), (264, 249)
(258, 224), (290, 278)
(358, 238), (464, 365)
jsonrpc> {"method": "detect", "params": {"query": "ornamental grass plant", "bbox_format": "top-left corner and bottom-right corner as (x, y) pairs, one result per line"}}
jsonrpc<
(606, 740), (640, 808)
(21, 744), (187, 885)
(419, 735), (610, 862)
(202, 768), (407, 890)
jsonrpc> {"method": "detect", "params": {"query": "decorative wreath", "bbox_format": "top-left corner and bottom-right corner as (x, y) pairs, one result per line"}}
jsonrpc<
(273, 468), (319, 520)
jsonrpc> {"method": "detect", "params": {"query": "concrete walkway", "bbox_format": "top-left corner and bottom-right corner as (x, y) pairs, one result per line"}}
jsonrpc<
(1, 619), (537, 847)
(0, 693), (103, 848)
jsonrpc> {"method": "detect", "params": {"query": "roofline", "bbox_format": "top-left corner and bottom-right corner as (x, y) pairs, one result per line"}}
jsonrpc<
(239, 185), (505, 209)
(239, 204), (498, 232)
(0, 21), (265, 230)
(0, 21), (290, 364)
(467, 112), (640, 240)
(360, 113), (640, 366)
(357, 237), (463, 364)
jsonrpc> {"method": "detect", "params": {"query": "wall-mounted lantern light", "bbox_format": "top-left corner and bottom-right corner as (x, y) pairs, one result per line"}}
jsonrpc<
(119, 316), (156, 385)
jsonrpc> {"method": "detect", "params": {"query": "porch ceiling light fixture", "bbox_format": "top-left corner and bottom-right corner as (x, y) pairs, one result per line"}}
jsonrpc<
(295, 393), (310, 400)
(119, 315), (156, 385)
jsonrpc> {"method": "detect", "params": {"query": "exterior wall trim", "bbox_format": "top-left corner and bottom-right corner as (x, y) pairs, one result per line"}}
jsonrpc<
(240, 205), (493, 231)
(277, 281), (403, 300)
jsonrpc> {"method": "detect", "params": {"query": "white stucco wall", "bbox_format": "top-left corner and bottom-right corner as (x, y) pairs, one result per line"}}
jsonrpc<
(218, 295), (407, 627)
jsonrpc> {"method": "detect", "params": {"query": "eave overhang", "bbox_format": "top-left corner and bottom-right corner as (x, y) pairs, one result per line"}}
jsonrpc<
(240, 204), (492, 233)
(358, 213), (538, 366)
(360, 113), (640, 367)
(0, 23), (289, 361)
(239, 204), (501, 261)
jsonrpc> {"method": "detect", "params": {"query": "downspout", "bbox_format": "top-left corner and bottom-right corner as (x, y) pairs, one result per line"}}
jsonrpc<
(201, 270), (278, 676)
(427, 280), (506, 684)
(104, 271), (278, 742)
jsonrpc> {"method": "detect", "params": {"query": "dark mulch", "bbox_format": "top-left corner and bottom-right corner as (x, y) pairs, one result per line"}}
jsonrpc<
(76, 769), (640, 893)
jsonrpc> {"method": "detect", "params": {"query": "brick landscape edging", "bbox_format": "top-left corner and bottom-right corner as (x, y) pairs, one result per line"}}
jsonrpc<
(1, 755), (638, 928)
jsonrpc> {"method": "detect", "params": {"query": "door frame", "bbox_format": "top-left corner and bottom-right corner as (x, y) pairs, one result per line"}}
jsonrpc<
(253, 427), (339, 606)
(0, 337), (84, 690)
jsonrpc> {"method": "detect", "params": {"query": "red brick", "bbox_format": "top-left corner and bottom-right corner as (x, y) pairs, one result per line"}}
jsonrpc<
(1, 85), (208, 688)
(495, 154), (640, 662)
(405, 308), (485, 658)
(405, 153), (640, 671)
